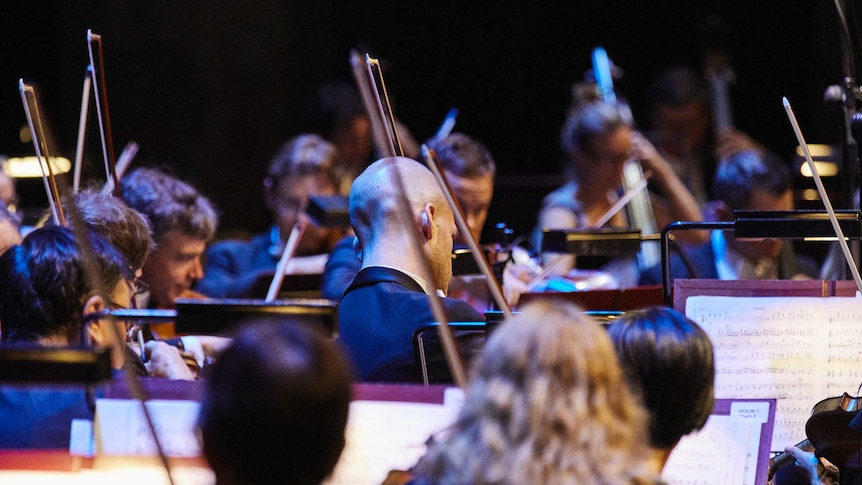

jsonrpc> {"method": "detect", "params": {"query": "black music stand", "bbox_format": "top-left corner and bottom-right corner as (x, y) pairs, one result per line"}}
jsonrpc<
(174, 298), (338, 337)
(307, 195), (349, 227)
(660, 210), (862, 305)
(541, 228), (642, 256)
(0, 346), (113, 384)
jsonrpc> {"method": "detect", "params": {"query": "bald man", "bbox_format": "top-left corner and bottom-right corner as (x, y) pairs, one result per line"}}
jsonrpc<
(337, 157), (483, 383)
(321, 132), (496, 302)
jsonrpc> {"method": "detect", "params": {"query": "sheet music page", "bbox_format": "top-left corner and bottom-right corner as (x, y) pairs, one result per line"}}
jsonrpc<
(686, 296), (862, 450)
(324, 400), (459, 485)
(94, 399), (201, 456)
(663, 414), (752, 484)
(730, 401), (770, 485)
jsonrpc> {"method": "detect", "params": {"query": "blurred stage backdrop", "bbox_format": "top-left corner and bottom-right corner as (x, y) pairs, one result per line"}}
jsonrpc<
(0, 2), (849, 240)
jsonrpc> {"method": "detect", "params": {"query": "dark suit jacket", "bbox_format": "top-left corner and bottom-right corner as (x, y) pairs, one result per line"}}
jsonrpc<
(337, 266), (484, 383)
(196, 233), (275, 298)
(639, 240), (820, 286)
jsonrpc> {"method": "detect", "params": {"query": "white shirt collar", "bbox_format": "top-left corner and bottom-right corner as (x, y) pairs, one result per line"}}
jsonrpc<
(372, 264), (444, 296)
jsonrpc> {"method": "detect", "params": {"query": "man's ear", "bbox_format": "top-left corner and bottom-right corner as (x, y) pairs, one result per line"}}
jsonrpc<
(419, 204), (435, 241)
(352, 236), (363, 261)
(81, 295), (106, 346)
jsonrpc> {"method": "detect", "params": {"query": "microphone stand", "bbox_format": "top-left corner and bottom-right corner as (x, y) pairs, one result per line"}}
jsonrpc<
(830, 0), (862, 278)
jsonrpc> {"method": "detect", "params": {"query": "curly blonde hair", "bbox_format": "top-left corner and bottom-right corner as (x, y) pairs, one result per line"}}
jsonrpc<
(412, 300), (655, 485)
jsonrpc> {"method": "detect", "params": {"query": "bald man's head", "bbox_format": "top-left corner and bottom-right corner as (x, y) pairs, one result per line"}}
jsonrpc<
(349, 157), (457, 290)
(350, 157), (441, 240)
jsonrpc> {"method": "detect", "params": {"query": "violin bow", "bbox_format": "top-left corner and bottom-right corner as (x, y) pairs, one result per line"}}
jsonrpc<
(87, 30), (121, 197)
(73, 68), (92, 194)
(265, 218), (308, 302)
(18, 80), (66, 227)
(434, 107), (458, 139)
(350, 50), (396, 158)
(784, 97), (862, 293)
(423, 145), (512, 319)
(357, 52), (468, 387)
(101, 141), (139, 195)
(364, 55), (404, 157)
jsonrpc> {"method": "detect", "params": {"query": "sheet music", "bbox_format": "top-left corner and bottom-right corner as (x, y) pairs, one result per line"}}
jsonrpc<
(663, 415), (752, 485)
(686, 296), (862, 450)
(94, 399), (201, 456)
(324, 399), (459, 485)
(730, 401), (769, 484)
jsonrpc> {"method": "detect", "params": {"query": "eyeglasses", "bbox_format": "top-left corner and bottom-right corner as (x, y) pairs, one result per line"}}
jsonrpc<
(131, 277), (149, 296)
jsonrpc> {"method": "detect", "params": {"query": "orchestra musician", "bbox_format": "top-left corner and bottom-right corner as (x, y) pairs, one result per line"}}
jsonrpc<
(647, 66), (765, 205)
(532, 97), (703, 284)
(198, 320), (352, 485)
(608, 306), (715, 475)
(0, 226), (191, 448)
(409, 300), (656, 485)
(337, 156), (484, 383)
(120, 167), (218, 337)
(196, 134), (346, 298)
(68, 189), (227, 374)
(301, 81), (374, 194)
(639, 150), (819, 285)
(321, 132), (496, 305)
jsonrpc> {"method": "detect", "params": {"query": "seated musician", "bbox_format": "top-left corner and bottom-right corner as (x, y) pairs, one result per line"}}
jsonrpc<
(198, 320), (352, 485)
(196, 134), (345, 298)
(321, 132), (496, 306)
(0, 226), (191, 448)
(607, 306), (715, 475)
(639, 150), (819, 285)
(70, 189), (226, 374)
(301, 81), (374, 194)
(409, 300), (656, 484)
(532, 95), (703, 287)
(337, 156), (484, 383)
(120, 167), (218, 337)
(647, 66), (766, 205)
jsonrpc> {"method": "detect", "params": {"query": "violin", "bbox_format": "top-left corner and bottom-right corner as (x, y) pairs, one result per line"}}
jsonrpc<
(769, 393), (862, 479)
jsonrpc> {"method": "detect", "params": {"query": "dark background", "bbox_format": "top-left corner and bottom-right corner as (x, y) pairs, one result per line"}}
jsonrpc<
(0, 1), (851, 241)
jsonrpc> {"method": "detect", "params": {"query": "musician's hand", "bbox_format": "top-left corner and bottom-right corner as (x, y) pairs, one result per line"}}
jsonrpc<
(144, 341), (195, 380)
(631, 131), (673, 182)
(784, 445), (839, 485)
(714, 128), (764, 162)
(194, 336), (231, 361)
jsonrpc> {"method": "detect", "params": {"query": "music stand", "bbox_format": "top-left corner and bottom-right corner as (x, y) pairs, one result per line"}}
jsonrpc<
(660, 210), (862, 305)
(174, 298), (338, 337)
(0, 346), (112, 384)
